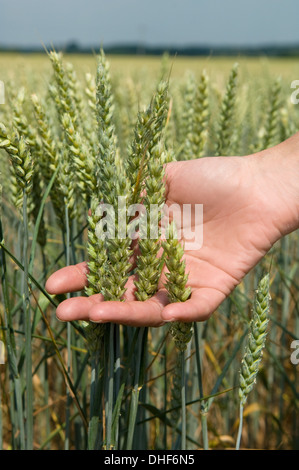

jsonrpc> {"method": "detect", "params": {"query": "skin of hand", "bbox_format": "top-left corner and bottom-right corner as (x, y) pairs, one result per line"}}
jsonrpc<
(45, 134), (299, 327)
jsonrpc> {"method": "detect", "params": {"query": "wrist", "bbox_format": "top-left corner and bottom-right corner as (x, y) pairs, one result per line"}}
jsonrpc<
(248, 134), (299, 239)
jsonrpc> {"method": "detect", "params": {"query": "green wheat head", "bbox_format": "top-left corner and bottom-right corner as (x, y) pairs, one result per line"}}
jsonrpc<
(215, 62), (239, 156)
(0, 123), (34, 196)
(239, 274), (270, 406)
(162, 221), (192, 351)
(134, 142), (167, 301)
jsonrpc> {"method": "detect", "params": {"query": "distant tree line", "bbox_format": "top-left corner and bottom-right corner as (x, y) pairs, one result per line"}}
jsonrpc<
(1, 42), (299, 56)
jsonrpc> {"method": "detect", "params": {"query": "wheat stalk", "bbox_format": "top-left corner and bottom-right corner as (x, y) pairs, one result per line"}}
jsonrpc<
(162, 221), (191, 446)
(31, 93), (66, 227)
(215, 62), (239, 156)
(127, 80), (169, 206)
(191, 69), (209, 158)
(0, 123), (34, 196)
(262, 77), (282, 149)
(236, 273), (270, 449)
(134, 143), (166, 301)
(11, 88), (47, 245)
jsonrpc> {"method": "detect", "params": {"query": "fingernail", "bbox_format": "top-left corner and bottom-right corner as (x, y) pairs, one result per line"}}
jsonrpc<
(56, 315), (66, 323)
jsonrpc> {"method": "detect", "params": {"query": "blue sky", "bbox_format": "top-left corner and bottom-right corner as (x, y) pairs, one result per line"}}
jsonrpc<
(0, 0), (299, 48)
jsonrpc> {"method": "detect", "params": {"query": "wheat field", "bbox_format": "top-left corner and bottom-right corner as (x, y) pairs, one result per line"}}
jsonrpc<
(0, 51), (298, 450)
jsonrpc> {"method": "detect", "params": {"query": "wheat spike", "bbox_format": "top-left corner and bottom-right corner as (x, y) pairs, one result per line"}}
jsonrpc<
(239, 274), (270, 405)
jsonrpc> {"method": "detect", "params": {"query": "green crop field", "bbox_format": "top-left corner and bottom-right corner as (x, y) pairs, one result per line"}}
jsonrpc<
(0, 51), (298, 451)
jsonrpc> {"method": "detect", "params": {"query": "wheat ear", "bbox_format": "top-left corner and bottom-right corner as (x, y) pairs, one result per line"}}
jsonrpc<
(162, 221), (192, 350)
(262, 77), (281, 149)
(215, 62), (239, 156)
(192, 69), (209, 158)
(134, 143), (166, 300)
(236, 273), (270, 449)
(0, 123), (34, 195)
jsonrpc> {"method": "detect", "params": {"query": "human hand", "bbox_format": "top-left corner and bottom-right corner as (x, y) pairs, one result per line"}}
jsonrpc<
(46, 143), (299, 327)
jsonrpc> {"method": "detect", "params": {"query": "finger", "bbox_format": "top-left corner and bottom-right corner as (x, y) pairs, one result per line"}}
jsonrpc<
(45, 262), (89, 294)
(88, 290), (170, 327)
(56, 293), (104, 321)
(161, 288), (226, 323)
(45, 246), (141, 297)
